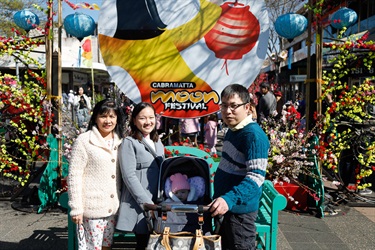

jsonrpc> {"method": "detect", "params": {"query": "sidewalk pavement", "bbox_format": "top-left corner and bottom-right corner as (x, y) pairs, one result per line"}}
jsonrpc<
(277, 206), (375, 250)
(0, 199), (68, 250)
(0, 197), (374, 250)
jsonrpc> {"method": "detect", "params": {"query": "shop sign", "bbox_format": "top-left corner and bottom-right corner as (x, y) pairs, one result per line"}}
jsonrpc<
(73, 72), (87, 83)
(290, 75), (307, 82)
(351, 67), (374, 75)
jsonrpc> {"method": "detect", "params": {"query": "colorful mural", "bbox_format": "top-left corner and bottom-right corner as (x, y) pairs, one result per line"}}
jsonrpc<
(98, 0), (269, 118)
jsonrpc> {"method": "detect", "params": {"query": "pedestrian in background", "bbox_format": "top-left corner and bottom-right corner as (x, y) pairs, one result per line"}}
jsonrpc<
(257, 82), (276, 123)
(156, 112), (166, 140)
(249, 95), (258, 121)
(180, 118), (200, 146)
(296, 92), (306, 117)
(210, 84), (270, 250)
(68, 90), (75, 111)
(204, 113), (218, 154)
(74, 86), (92, 128)
(68, 99), (124, 250)
(116, 102), (164, 249)
(254, 91), (262, 120)
(166, 118), (180, 145)
(62, 91), (68, 111)
(274, 90), (284, 120)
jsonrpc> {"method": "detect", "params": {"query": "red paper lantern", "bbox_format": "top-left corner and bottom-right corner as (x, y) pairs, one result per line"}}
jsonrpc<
(204, 2), (260, 60)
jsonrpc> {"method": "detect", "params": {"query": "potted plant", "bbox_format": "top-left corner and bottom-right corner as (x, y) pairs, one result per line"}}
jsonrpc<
(260, 104), (322, 211)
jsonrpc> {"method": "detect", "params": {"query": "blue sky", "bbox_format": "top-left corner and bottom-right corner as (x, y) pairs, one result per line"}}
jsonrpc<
(62, 0), (102, 21)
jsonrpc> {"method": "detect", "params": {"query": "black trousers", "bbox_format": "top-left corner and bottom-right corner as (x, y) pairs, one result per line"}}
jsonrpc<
(135, 233), (150, 250)
(219, 211), (258, 250)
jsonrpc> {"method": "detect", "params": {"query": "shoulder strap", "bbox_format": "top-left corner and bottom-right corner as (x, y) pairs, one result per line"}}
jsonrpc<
(139, 139), (165, 167)
(139, 139), (158, 159)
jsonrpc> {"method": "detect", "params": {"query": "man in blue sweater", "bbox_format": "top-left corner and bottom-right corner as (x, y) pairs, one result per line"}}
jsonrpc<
(210, 84), (270, 249)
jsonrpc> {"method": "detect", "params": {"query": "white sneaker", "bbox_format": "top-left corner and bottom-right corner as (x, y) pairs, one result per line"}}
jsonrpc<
(358, 188), (373, 195)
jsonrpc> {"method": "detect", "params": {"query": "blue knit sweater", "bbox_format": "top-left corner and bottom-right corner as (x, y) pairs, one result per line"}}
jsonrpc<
(213, 120), (269, 214)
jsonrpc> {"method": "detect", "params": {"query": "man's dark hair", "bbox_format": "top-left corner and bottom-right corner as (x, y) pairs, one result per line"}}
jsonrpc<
(260, 82), (270, 90)
(221, 84), (251, 104)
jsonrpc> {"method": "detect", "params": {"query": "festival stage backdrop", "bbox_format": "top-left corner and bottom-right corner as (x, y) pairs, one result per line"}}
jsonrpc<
(98, 0), (269, 118)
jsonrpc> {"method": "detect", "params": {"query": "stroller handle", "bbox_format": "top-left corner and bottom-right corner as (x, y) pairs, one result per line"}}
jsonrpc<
(143, 203), (211, 213)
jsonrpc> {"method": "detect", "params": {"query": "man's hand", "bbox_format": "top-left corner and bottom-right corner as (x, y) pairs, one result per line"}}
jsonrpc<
(71, 214), (83, 225)
(209, 197), (229, 217)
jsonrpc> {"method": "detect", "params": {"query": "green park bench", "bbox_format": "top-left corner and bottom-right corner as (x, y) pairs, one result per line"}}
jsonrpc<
(59, 146), (286, 249)
(255, 180), (287, 250)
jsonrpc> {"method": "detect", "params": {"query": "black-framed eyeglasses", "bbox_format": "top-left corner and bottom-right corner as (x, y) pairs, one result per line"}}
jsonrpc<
(220, 103), (248, 111)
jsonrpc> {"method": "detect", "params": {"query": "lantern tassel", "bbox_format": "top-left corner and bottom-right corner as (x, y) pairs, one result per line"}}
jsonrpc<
(78, 45), (81, 68)
(221, 59), (229, 76)
(288, 47), (293, 70)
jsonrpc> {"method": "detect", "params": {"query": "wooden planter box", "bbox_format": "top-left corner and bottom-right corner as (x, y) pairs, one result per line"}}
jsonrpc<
(273, 181), (308, 211)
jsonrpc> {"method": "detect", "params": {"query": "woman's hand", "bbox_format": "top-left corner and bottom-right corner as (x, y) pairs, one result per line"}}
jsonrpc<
(71, 214), (83, 225)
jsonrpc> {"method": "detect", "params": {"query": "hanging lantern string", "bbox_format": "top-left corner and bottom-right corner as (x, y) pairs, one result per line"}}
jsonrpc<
(78, 45), (82, 68)
(63, 0), (100, 11)
(220, 60), (229, 76)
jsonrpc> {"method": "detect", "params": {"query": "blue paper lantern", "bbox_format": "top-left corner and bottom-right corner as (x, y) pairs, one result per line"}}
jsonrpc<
(330, 7), (357, 30)
(63, 13), (96, 41)
(13, 9), (40, 32)
(274, 13), (308, 40)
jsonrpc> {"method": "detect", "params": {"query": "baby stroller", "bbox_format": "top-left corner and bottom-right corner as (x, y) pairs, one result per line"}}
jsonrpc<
(144, 155), (215, 235)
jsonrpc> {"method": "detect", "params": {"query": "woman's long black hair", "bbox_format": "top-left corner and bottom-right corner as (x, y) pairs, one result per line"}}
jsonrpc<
(88, 99), (125, 137)
(130, 102), (159, 142)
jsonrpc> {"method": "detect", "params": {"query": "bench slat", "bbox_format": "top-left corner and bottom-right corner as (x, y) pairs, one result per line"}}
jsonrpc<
(255, 180), (287, 250)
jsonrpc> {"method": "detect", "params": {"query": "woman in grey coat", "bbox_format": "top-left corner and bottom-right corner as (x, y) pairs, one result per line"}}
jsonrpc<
(117, 102), (164, 249)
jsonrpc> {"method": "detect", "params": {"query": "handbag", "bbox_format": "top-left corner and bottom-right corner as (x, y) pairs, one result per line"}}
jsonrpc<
(147, 227), (221, 250)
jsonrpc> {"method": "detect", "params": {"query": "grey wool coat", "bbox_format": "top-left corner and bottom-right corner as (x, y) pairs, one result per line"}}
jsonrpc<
(116, 136), (164, 234)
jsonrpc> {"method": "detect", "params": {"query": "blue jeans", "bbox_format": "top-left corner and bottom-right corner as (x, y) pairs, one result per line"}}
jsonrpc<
(219, 211), (258, 250)
(76, 108), (89, 128)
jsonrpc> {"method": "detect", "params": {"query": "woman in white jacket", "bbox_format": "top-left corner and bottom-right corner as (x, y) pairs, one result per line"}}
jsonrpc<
(68, 99), (124, 250)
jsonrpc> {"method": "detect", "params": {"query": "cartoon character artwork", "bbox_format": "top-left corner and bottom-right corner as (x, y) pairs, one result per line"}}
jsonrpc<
(98, 0), (269, 118)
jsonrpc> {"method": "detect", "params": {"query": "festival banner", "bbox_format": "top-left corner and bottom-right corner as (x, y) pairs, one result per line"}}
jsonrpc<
(98, 0), (269, 118)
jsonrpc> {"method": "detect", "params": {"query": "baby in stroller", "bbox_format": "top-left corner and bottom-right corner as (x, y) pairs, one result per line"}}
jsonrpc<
(165, 173), (205, 203)
(149, 156), (213, 235)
